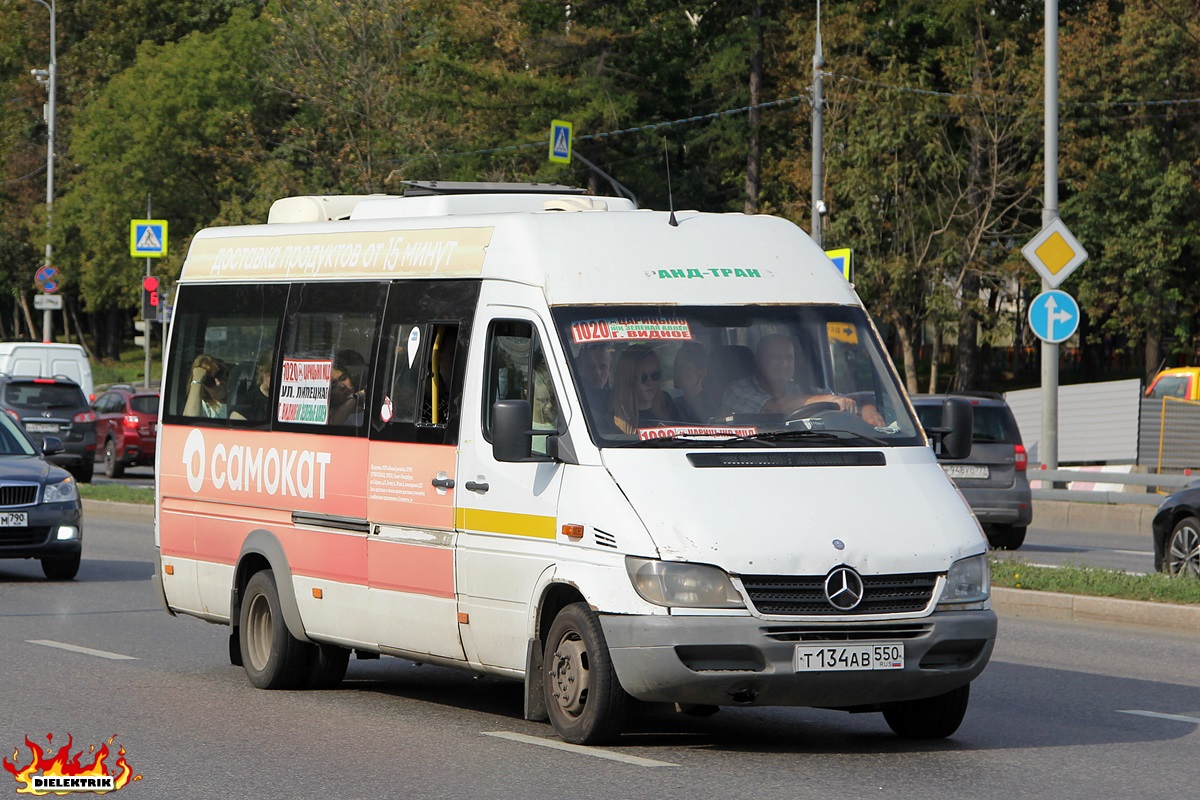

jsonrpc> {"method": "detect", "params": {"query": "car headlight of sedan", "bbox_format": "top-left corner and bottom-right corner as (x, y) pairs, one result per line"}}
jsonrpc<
(937, 553), (990, 609)
(42, 477), (79, 504)
(626, 557), (745, 608)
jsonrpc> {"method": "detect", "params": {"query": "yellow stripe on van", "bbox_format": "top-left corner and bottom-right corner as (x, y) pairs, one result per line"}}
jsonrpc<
(456, 508), (557, 539)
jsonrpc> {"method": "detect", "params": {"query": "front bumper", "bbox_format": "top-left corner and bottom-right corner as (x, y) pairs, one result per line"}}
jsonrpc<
(0, 503), (82, 560)
(601, 609), (996, 708)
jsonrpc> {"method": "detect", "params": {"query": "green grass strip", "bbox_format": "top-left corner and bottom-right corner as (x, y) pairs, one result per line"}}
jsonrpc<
(991, 557), (1200, 605)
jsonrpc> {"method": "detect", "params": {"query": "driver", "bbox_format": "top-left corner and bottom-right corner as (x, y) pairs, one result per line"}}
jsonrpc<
(721, 334), (884, 425)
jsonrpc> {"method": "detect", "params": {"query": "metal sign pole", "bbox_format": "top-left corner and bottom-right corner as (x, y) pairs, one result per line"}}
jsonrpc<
(1040, 0), (1060, 470)
(144, 194), (153, 388)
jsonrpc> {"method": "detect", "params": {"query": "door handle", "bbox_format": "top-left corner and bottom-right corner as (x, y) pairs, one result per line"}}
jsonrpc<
(464, 481), (490, 493)
(431, 477), (455, 490)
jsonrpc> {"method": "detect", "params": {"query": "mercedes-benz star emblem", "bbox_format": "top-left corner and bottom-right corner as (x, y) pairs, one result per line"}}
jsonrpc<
(824, 566), (865, 611)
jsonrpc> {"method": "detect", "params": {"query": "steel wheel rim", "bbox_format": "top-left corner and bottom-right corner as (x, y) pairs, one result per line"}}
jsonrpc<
(1168, 524), (1200, 577)
(245, 592), (273, 671)
(549, 631), (590, 718)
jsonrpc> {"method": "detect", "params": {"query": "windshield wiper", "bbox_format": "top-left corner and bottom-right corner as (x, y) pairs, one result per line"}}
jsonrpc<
(725, 428), (892, 447)
(615, 433), (731, 448)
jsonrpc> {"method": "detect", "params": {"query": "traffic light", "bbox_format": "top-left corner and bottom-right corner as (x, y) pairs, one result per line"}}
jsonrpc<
(134, 320), (147, 347)
(141, 275), (159, 320)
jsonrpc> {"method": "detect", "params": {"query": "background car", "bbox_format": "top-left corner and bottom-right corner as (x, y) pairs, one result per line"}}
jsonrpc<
(0, 411), (83, 580)
(911, 392), (1032, 550)
(92, 385), (159, 478)
(0, 375), (96, 483)
(1151, 485), (1200, 577)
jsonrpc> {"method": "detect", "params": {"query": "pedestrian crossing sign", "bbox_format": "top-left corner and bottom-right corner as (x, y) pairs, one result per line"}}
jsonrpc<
(549, 120), (573, 164)
(130, 219), (169, 258)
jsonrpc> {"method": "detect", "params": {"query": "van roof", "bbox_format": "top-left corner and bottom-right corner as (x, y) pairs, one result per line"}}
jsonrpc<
(181, 192), (860, 308)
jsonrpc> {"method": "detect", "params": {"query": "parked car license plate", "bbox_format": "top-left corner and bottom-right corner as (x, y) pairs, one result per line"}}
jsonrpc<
(24, 422), (60, 433)
(942, 464), (989, 479)
(0, 512), (29, 527)
(794, 643), (904, 672)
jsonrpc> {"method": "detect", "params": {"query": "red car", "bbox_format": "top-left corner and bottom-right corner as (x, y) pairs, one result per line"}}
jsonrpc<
(92, 385), (159, 478)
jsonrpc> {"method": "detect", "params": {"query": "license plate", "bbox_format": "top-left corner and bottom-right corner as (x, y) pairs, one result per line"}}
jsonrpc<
(0, 512), (28, 527)
(25, 422), (60, 433)
(942, 464), (989, 479)
(794, 643), (904, 672)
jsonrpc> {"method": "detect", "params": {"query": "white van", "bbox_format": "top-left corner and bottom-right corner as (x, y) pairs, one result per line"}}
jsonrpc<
(0, 342), (95, 400)
(154, 182), (994, 745)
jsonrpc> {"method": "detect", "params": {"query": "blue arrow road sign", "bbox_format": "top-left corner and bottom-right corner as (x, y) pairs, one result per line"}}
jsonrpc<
(1028, 289), (1080, 344)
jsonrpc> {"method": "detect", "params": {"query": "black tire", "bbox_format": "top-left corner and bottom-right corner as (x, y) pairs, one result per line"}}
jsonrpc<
(306, 644), (351, 689)
(74, 458), (94, 484)
(1165, 516), (1200, 577)
(239, 570), (313, 689)
(543, 602), (628, 745)
(41, 552), (81, 581)
(103, 439), (125, 479)
(986, 524), (1026, 551)
(882, 684), (970, 739)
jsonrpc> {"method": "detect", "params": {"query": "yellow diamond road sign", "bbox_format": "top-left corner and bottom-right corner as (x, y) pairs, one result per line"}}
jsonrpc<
(1021, 217), (1087, 289)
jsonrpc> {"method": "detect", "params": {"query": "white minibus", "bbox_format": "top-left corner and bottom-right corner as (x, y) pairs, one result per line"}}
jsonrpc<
(154, 182), (993, 744)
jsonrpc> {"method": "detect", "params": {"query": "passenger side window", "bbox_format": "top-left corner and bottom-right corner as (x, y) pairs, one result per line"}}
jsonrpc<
(163, 284), (287, 425)
(484, 320), (557, 458)
(276, 282), (384, 434)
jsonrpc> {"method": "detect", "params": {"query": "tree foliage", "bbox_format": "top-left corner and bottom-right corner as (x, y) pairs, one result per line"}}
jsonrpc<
(0, 0), (1196, 387)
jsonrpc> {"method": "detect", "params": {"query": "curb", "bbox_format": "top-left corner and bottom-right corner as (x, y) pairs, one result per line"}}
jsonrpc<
(991, 586), (1200, 635)
(83, 499), (153, 522)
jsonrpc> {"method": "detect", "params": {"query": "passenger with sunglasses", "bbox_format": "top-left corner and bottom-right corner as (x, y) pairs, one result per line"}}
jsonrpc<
(608, 345), (679, 435)
(183, 353), (230, 418)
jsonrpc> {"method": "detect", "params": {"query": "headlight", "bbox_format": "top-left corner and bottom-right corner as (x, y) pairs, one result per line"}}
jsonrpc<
(42, 478), (79, 504)
(938, 554), (990, 607)
(625, 557), (744, 608)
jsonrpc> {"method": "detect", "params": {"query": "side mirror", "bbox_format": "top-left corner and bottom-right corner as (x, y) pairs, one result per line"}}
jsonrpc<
(493, 400), (533, 463)
(41, 436), (65, 457)
(936, 397), (973, 460)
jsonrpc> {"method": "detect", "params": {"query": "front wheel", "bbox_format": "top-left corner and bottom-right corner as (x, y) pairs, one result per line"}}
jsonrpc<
(239, 570), (313, 689)
(882, 684), (970, 739)
(41, 552), (81, 581)
(543, 602), (627, 745)
(1165, 516), (1200, 577)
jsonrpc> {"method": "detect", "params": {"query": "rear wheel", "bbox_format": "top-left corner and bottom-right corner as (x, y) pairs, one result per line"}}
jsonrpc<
(41, 552), (81, 581)
(103, 439), (125, 478)
(986, 524), (1026, 550)
(306, 644), (350, 689)
(543, 602), (627, 744)
(882, 684), (970, 739)
(1165, 516), (1200, 577)
(239, 570), (312, 689)
(74, 458), (94, 484)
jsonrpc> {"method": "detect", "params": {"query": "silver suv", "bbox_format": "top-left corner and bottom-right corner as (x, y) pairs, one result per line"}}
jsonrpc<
(911, 393), (1032, 549)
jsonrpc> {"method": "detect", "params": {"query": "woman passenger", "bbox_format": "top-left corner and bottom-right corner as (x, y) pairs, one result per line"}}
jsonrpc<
(609, 345), (679, 434)
(184, 354), (230, 418)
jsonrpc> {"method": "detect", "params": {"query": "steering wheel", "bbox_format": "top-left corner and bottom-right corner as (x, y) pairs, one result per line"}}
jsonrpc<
(785, 401), (841, 421)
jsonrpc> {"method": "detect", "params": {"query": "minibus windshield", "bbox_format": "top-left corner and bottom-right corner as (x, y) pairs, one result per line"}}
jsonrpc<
(551, 304), (924, 448)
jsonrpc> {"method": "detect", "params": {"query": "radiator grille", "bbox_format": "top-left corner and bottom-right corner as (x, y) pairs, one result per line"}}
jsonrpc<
(0, 484), (39, 508)
(741, 573), (938, 616)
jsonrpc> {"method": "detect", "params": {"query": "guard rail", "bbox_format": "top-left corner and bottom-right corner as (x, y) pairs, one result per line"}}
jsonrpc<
(1031, 468), (1197, 506)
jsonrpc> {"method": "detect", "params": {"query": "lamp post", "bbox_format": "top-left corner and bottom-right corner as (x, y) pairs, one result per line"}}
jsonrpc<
(16, 0), (56, 343)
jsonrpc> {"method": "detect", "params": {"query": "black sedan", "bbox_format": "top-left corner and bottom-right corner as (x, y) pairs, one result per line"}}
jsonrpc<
(1151, 484), (1200, 578)
(0, 412), (83, 580)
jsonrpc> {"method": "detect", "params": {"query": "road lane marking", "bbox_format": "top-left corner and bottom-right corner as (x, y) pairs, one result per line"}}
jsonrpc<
(29, 640), (137, 661)
(483, 731), (677, 767)
(1118, 710), (1200, 725)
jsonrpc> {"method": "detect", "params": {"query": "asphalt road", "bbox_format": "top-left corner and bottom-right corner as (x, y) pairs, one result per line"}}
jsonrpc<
(1, 507), (1197, 799)
(994, 523), (1156, 574)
